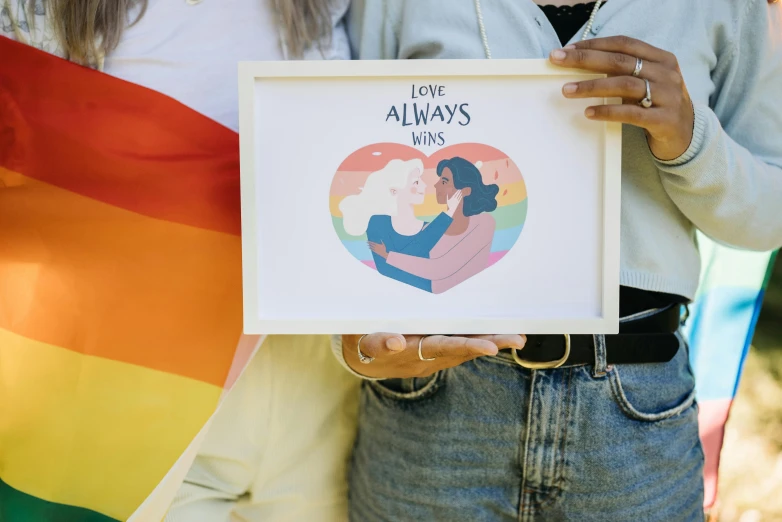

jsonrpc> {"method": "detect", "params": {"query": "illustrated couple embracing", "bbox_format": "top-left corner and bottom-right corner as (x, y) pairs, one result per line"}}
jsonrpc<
(339, 156), (500, 293)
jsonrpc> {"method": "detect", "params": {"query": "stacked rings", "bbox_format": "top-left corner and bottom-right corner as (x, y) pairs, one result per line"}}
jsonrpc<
(632, 56), (653, 108)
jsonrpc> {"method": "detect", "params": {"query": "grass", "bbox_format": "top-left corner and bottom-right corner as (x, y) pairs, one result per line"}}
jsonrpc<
(716, 255), (782, 522)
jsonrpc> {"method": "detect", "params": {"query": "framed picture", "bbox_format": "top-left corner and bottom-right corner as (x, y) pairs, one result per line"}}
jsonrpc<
(238, 59), (621, 335)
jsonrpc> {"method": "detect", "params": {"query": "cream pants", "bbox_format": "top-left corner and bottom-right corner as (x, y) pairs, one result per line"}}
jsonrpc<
(165, 335), (360, 522)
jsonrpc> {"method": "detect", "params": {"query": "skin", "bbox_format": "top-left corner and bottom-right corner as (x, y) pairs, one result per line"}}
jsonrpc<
(389, 168), (429, 236)
(537, 0), (694, 160)
(344, 8), (695, 376)
(436, 167), (472, 236)
(551, 39), (694, 161)
(367, 171), (463, 259)
(343, 333), (525, 379)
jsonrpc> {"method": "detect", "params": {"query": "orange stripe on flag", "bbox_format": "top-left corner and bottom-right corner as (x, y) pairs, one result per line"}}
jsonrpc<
(0, 168), (242, 387)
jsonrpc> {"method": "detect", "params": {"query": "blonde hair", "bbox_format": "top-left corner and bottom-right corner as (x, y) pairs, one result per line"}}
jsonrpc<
(339, 159), (424, 237)
(48, 0), (333, 65)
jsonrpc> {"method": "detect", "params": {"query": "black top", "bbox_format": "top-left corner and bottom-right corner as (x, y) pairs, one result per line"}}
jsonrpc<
(539, 2), (689, 316)
(538, 2), (604, 46)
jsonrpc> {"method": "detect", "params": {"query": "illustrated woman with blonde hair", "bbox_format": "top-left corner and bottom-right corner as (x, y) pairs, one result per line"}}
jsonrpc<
(1, 1), (356, 521)
(339, 158), (462, 292)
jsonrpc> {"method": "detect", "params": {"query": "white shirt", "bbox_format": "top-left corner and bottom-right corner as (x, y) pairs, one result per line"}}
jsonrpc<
(103, 0), (350, 131)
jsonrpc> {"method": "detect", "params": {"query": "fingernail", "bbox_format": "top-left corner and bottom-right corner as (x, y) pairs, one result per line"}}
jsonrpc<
(563, 83), (577, 94)
(585, 108), (596, 118)
(564, 44), (576, 50)
(385, 337), (404, 352)
(550, 50), (567, 61)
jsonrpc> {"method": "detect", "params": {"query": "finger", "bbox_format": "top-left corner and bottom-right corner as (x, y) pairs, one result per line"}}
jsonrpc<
(349, 333), (407, 359)
(563, 76), (646, 100)
(467, 334), (526, 350)
(585, 104), (666, 130)
(566, 35), (677, 66)
(564, 77), (675, 107)
(420, 335), (498, 361)
(551, 47), (660, 77)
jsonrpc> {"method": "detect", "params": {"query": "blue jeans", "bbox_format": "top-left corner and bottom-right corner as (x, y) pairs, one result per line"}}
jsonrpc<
(349, 333), (705, 521)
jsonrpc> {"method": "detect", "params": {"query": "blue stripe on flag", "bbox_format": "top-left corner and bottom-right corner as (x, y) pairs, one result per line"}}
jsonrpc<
(684, 286), (766, 402)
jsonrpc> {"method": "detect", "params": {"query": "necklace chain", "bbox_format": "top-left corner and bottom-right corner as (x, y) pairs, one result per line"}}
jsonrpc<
(475, 0), (603, 59)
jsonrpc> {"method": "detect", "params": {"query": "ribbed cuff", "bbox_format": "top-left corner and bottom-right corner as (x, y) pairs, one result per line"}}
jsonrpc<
(620, 270), (698, 301)
(654, 101), (711, 168)
(330, 335), (383, 380)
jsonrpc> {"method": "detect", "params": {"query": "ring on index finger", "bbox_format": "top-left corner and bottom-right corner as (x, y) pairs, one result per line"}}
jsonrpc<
(418, 336), (436, 361)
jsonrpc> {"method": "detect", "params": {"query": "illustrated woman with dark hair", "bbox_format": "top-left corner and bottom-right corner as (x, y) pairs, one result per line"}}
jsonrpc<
(369, 156), (500, 294)
(340, 158), (464, 292)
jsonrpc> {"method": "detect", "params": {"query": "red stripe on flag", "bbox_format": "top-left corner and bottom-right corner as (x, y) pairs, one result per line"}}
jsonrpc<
(0, 36), (240, 236)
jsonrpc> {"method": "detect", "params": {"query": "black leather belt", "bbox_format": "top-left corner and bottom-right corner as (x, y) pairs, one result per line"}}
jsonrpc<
(503, 304), (683, 369)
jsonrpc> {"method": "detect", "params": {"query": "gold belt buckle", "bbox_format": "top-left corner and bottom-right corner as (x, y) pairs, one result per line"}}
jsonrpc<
(512, 334), (571, 369)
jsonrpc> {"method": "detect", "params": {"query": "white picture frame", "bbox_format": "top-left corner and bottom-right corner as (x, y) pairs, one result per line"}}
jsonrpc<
(238, 59), (621, 335)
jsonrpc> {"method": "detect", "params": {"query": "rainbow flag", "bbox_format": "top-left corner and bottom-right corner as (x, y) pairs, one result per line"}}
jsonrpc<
(683, 232), (778, 513)
(0, 36), (257, 521)
(330, 142), (527, 275)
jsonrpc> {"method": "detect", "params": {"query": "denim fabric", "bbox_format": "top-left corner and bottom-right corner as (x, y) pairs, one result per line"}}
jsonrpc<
(349, 333), (705, 521)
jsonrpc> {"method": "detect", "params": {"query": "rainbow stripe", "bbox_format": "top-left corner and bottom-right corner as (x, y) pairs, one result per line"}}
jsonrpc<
(683, 232), (778, 511)
(0, 36), (252, 521)
(330, 143), (528, 274)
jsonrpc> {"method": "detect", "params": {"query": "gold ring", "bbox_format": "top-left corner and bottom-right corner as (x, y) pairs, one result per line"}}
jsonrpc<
(418, 336), (436, 361)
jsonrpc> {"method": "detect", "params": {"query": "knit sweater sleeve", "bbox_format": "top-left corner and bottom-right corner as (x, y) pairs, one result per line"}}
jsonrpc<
(654, 0), (782, 252)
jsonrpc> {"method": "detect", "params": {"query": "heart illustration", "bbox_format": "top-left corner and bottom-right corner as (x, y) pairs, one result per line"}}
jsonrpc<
(330, 143), (528, 294)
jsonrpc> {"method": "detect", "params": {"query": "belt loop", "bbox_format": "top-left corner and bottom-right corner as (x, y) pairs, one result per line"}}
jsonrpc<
(592, 334), (608, 378)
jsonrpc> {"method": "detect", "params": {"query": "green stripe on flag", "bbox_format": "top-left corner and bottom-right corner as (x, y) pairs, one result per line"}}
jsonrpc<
(0, 477), (119, 522)
(696, 232), (776, 296)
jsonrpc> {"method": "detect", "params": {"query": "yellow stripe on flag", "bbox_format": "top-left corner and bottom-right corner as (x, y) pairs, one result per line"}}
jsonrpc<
(0, 327), (222, 521)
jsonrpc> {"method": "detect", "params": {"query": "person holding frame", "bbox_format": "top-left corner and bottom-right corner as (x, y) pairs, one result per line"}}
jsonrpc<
(336, 0), (782, 520)
(1, 1), (358, 521)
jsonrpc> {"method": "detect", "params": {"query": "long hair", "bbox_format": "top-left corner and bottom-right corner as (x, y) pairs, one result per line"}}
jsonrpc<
(436, 157), (499, 217)
(339, 159), (423, 237)
(49, 0), (333, 65)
